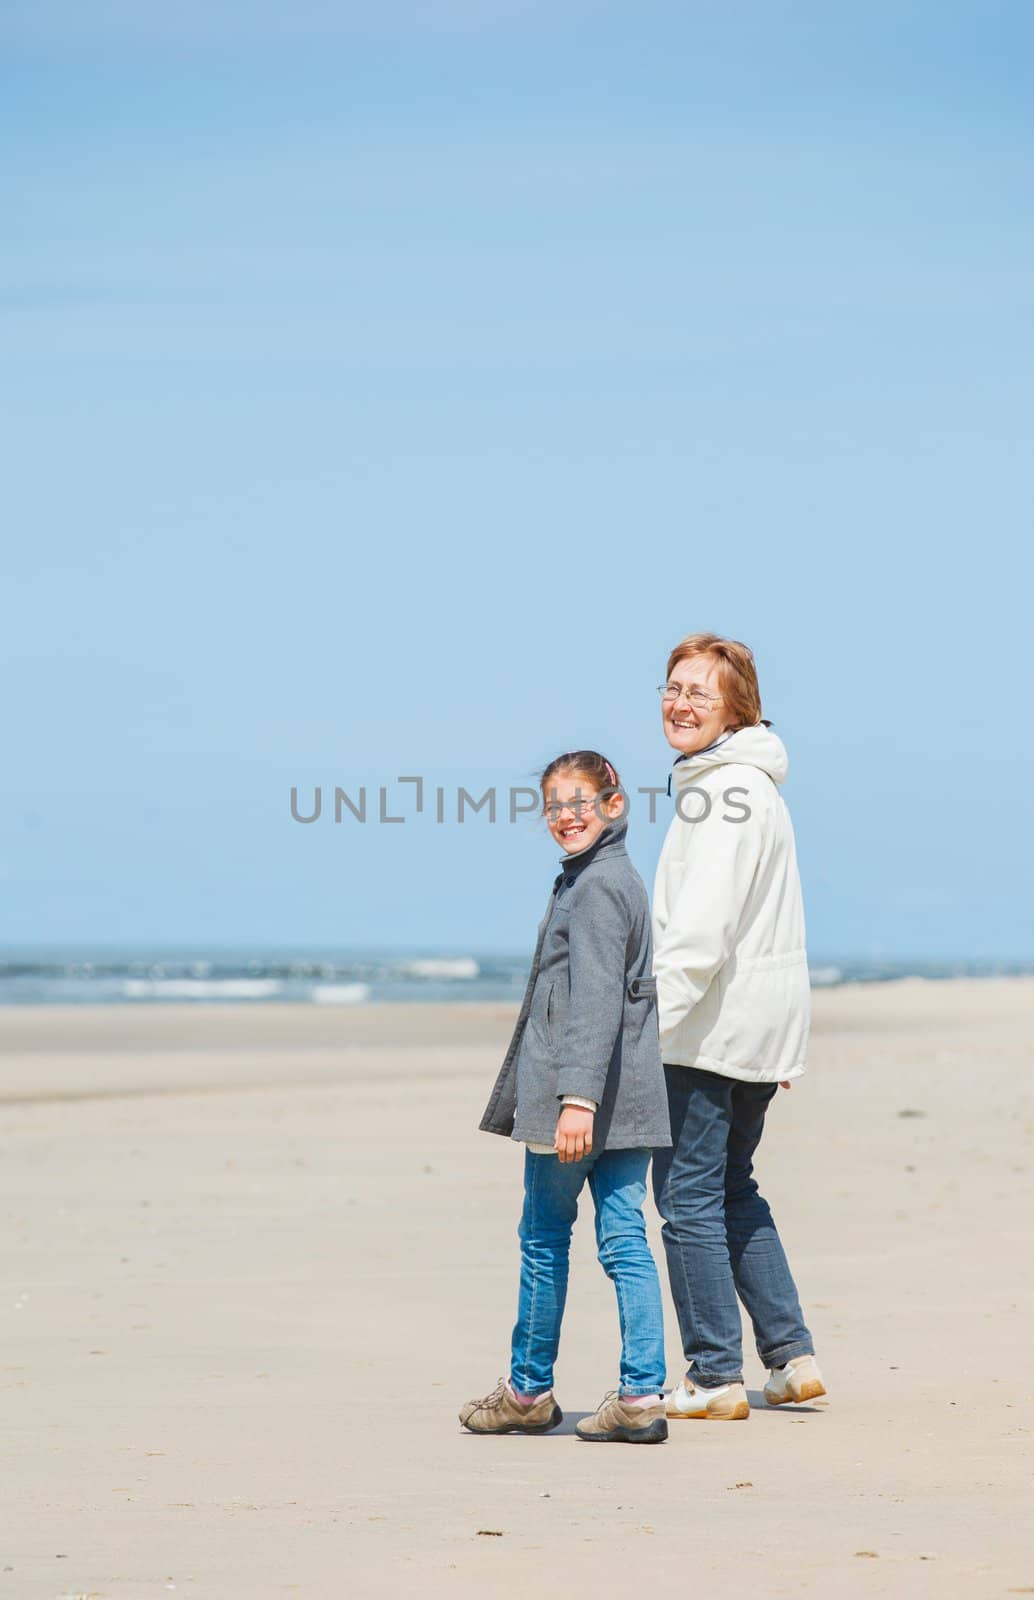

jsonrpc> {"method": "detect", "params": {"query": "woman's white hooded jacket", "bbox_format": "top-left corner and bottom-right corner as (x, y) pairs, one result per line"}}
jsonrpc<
(652, 723), (810, 1082)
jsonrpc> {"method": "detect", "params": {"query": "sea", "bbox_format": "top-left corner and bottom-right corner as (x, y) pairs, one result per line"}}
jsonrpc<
(0, 951), (1031, 1007)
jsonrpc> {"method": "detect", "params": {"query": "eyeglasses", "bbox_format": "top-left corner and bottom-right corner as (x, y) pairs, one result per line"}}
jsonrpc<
(544, 796), (600, 822)
(658, 683), (723, 709)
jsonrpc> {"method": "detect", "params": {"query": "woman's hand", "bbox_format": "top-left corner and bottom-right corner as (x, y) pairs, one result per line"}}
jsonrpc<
(554, 1107), (594, 1163)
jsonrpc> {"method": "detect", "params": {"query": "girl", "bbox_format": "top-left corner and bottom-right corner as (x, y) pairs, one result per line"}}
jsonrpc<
(461, 751), (672, 1445)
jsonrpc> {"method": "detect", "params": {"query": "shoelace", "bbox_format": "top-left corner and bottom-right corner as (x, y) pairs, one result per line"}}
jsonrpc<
(481, 1377), (508, 1408)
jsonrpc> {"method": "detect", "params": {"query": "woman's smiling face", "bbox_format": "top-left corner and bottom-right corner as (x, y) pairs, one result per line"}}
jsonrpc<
(661, 653), (730, 756)
(543, 771), (624, 854)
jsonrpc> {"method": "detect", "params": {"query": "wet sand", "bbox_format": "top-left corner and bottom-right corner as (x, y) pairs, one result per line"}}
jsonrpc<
(1, 980), (1032, 1598)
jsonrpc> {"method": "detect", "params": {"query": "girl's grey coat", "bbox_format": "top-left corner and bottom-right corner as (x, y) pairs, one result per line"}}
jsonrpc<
(480, 821), (672, 1151)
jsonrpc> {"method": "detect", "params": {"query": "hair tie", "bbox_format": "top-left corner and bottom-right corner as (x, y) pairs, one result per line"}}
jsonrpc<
(604, 760), (618, 787)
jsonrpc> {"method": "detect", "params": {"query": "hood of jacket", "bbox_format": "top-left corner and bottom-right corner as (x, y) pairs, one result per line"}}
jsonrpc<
(670, 723), (789, 792)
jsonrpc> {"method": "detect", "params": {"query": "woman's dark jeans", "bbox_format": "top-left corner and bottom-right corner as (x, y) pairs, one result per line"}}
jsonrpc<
(651, 1065), (814, 1387)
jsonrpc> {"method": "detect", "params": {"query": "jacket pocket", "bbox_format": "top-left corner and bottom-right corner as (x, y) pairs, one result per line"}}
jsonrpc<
(545, 983), (557, 1049)
(627, 976), (657, 1001)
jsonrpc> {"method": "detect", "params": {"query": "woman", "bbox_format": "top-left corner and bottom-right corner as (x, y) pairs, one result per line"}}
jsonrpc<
(651, 632), (826, 1420)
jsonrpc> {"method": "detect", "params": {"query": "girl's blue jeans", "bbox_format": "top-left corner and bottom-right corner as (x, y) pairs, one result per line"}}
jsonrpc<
(510, 1146), (667, 1398)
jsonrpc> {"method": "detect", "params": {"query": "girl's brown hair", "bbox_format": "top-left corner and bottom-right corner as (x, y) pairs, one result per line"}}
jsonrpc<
(665, 632), (762, 730)
(539, 749), (622, 809)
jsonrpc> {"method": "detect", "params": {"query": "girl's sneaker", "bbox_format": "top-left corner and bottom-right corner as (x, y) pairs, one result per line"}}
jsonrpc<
(576, 1391), (668, 1444)
(459, 1378), (563, 1435)
(763, 1354), (827, 1406)
(666, 1377), (750, 1421)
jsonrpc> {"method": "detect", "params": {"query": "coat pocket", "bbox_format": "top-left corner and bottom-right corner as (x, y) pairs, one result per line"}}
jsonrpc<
(545, 982), (557, 1049)
(627, 976), (657, 1000)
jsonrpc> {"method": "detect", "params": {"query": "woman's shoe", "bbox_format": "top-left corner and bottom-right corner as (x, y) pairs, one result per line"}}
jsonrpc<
(576, 1391), (668, 1443)
(459, 1378), (563, 1434)
(764, 1354), (827, 1406)
(666, 1377), (750, 1420)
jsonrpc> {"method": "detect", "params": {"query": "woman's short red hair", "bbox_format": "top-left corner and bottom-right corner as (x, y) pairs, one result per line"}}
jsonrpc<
(665, 633), (762, 729)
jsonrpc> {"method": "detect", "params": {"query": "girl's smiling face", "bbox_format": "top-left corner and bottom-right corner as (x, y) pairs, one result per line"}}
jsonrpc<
(543, 770), (624, 855)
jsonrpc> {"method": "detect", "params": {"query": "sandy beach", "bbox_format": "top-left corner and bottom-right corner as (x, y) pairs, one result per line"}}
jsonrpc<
(2, 979), (1032, 1599)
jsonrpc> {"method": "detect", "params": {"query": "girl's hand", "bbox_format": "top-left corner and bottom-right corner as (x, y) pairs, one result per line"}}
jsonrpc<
(555, 1107), (594, 1163)
(779, 1080), (791, 1090)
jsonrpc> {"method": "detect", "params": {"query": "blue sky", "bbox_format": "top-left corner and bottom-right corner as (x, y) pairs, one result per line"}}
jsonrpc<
(3, 1), (1032, 959)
